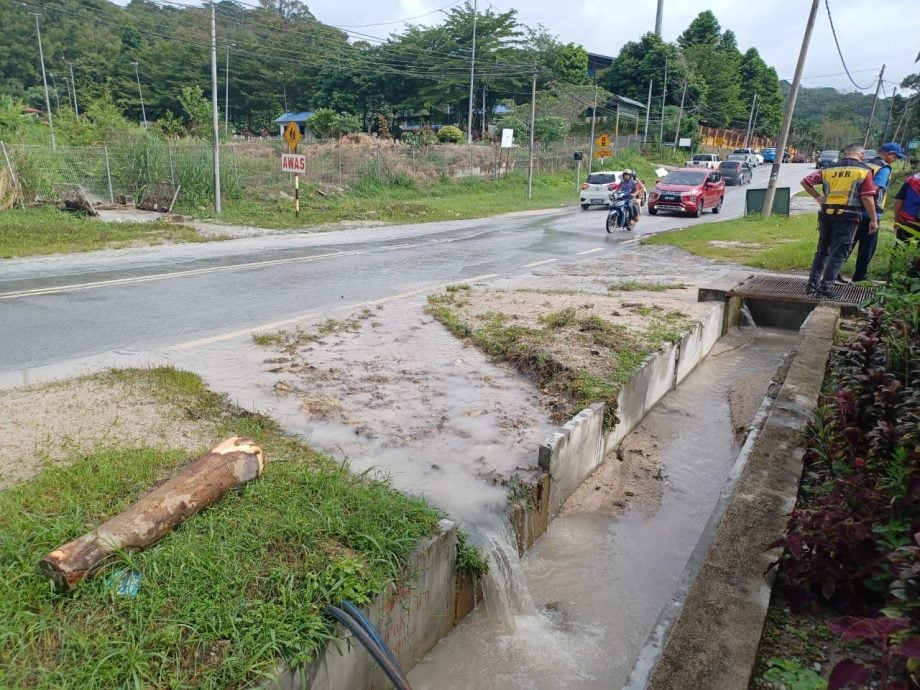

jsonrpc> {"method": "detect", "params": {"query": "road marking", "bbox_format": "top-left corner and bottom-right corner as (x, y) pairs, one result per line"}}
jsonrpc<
(620, 238), (641, 245)
(577, 248), (604, 255)
(385, 243), (418, 250)
(169, 273), (499, 349)
(523, 258), (558, 268)
(0, 250), (365, 301)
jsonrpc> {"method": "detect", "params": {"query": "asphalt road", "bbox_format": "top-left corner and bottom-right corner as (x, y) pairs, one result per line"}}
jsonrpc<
(1, 163), (810, 380)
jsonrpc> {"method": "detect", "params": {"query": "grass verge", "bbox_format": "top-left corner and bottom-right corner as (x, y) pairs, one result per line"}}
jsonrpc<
(208, 171), (578, 229)
(642, 213), (899, 280)
(0, 208), (219, 258)
(0, 366), (441, 689)
(425, 290), (693, 429)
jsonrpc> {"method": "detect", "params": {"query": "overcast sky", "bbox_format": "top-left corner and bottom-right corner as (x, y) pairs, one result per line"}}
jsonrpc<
(312, 0), (918, 94)
(121, 0), (919, 95)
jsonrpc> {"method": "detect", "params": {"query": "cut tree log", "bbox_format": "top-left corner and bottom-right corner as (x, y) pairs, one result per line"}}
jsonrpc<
(40, 436), (265, 593)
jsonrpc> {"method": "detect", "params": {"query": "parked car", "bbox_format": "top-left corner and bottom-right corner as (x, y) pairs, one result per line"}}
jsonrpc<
(816, 150), (839, 168)
(732, 148), (758, 166)
(863, 149), (877, 160)
(580, 170), (622, 210)
(686, 153), (720, 169)
(647, 168), (725, 217)
(718, 161), (752, 186)
(761, 147), (777, 163)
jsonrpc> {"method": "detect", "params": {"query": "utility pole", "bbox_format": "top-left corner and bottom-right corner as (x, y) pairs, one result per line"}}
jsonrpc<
(210, 0), (221, 214)
(643, 79), (653, 145)
(762, 0), (819, 217)
(466, 0), (478, 145)
(588, 80), (598, 173)
(659, 54), (668, 145)
(30, 12), (55, 149)
(527, 70), (536, 200)
(654, 0), (664, 36)
(743, 92), (757, 148)
(130, 61), (147, 128)
(673, 80), (688, 146)
(67, 61), (79, 116)
(881, 87), (897, 143)
(863, 64), (885, 148)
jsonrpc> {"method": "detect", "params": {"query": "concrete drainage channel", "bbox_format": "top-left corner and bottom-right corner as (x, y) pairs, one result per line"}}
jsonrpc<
(271, 275), (844, 690)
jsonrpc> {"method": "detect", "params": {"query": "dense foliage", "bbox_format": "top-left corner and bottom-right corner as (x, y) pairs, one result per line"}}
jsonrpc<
(770, 246), (920, 689)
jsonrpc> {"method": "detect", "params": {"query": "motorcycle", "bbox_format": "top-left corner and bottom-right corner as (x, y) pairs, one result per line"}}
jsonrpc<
(606, 191), (635, 233)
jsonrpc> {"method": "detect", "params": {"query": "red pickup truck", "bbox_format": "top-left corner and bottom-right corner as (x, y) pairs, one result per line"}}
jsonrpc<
(648, 168), (725, 217)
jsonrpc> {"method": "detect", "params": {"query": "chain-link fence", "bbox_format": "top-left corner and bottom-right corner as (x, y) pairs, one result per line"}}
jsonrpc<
(1, 134), (633, 210)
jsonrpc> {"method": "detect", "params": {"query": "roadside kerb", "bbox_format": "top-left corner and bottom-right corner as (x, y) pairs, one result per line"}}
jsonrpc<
(274, 519), (475, 689)
(640, 304), (839, 690)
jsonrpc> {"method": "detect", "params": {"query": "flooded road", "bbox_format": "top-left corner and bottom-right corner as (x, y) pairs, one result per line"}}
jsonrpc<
(407, 328), (800, 689)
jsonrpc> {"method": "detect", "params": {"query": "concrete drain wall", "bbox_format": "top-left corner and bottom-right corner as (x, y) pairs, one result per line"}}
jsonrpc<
(276, 301), (728, 687)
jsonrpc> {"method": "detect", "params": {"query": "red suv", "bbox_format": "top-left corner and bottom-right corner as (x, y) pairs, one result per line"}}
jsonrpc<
(648, 168), (725, 217)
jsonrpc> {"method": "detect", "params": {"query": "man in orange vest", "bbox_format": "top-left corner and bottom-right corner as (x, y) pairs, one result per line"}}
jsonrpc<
(800, 143), (878, 299)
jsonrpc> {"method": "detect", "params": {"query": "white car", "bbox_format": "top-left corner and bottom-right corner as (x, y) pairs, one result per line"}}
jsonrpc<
(732, 148), (758, 167)
(753, 152), (764, 165)
(580, 170), (623, 210)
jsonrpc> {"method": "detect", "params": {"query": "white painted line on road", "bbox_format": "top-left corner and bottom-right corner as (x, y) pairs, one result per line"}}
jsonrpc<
(577, 248), (604, 255)
(169, 273), (500, 350)
(523, 259), (558, 268)
(620, 238), (641, 245)
(0, 250), (366, 301)
(384, 243), (418, 250)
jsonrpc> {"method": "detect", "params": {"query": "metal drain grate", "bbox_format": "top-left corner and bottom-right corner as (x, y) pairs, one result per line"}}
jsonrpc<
(727, 274), (875, 306)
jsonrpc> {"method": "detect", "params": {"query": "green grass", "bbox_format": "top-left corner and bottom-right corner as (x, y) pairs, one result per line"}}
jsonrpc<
(211, 171), (579, 229)
(425, 291), (695, 429)
(0, 208), (221, 258)
(607, 280), (688, 292)
(642, 213), (899, 279)
(0, 367), (441, 689)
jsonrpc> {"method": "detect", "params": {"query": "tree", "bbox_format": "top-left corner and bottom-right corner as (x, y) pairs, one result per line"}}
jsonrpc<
(677, 10), (721, 49)
(598, 33), (693, 107)
(533, 115), (568, 142)
(178, 86), (212, 135)
(739, 48), (784, 135)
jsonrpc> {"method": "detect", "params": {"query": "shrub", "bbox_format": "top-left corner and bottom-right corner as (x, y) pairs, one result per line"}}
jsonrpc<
(437, 125), (463, 143)
(494, 116), (528, 143)
(533, 116), (569, 143)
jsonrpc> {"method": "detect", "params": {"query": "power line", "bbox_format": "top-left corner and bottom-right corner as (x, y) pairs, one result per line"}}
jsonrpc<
(823, 0), (875, 90)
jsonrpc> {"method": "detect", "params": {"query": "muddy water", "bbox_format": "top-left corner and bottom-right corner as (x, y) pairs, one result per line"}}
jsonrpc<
(406, 327), (800, 690)
(167, 297), (558, 529)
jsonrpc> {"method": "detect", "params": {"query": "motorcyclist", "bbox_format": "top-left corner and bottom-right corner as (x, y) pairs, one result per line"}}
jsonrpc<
(616, 170), (641, 229)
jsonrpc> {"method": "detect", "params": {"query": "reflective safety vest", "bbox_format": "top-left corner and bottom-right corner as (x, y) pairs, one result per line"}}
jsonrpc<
(821, 158), (872, 216)
(864, 157), (891, 211)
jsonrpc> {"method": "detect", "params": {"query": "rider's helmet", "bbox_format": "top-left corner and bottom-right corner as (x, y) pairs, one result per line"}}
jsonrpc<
(621, 169), (633, 179)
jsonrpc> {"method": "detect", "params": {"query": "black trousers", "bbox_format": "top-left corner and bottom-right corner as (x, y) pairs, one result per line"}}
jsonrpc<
(807, 213), (858, 292)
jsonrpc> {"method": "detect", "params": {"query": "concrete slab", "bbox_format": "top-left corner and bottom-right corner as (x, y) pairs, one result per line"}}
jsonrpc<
(96, 208), (169, 223)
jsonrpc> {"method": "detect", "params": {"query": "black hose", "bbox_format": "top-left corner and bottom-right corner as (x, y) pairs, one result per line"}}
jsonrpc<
(326, 604), (413, 690)
(340, 600), (401, 669)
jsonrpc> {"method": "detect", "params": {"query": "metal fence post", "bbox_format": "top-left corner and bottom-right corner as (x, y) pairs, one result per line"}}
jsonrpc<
(103, 145), (114, 204)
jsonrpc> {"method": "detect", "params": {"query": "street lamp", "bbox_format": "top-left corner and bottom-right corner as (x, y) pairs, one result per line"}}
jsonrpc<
(130, 60), (147, 128)
(48, 72), (61, 112)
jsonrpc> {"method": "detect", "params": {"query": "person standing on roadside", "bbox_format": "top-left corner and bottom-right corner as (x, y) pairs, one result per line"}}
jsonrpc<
(800, 143), (878, 299)
(893, 169), (920, 243)
(837, 142), (906, 282)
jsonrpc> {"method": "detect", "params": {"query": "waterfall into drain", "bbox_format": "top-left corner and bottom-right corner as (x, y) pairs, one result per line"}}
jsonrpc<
(740, 302), (756, 327)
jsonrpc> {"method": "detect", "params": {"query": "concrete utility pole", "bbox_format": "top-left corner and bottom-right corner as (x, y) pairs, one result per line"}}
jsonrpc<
(743, 92), (757, 148)
(48, 72), (60, 112)
(130, 61), (147, 128)
(863, 64), (885, 148)
(481, 87), (486, 140)
(643, 79), (653, 144)
(527, 70), (536, 199)
(30, 13), (55, 149)
(67, 61), (79, 116)
(467, 0), (478, 145)
(588, 80), (598, 173)
(655, 0), (664, 36)
(762, 0), (820, 218)
(210, 1), (222, 214)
